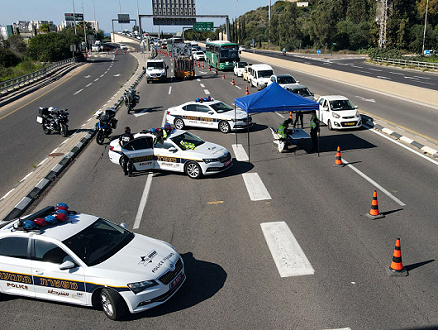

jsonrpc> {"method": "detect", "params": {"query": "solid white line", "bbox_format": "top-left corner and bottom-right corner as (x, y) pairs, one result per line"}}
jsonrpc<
(73, 89), (83, 95)
(232, 144), (249, 161)
(367, 125), (438, 166)
(133, 173), (153, 229)
(168, 86), (172, 95)
(242, 173), (271, 201)
(261, 221), (315, 277)
(341, 156), (405, 206)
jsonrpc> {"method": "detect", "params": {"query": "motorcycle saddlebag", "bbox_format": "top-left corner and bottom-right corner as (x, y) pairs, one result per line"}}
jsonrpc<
(39, 107), (49, 117)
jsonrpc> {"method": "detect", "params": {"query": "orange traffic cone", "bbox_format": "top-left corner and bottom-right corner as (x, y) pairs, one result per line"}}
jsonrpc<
(388, 238), (408, 276)
(334, 146), (343, 166)
(289, 111), (293, 120)
(232, 77), (235, 85)
(202, 61), (205, 69)
(366, 190), (385, 219)
(208, 64), (211, 71)
(198, 61), (201, 68)
(245, 86), (249, 95)
(222, 72), (225, 79)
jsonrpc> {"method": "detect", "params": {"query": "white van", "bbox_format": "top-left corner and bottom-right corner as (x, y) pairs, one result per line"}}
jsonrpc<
(249, 64), (275, 90)
(146, 59), (168, 83)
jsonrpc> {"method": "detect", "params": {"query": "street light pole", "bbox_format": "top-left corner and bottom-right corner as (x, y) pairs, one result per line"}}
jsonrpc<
(422, 0), (429, 55)
(268, 0), (271, 48)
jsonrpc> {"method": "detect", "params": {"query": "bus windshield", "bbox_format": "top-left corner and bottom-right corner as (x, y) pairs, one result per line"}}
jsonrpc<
(219, 47), (239, 61)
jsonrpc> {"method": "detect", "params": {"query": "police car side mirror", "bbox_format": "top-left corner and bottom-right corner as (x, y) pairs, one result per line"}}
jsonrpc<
(322, 107), (329, 111)
(208, 111), (214, 115)
(59, 260), (77, 270)
(168, 147), (177, 152)
(296, 81), (300, 84)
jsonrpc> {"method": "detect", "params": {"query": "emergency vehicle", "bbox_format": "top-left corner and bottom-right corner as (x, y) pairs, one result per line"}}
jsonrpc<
(0, 205), (185, 320)
(108, 129), (233, 179)
(166, 97), (252, 134)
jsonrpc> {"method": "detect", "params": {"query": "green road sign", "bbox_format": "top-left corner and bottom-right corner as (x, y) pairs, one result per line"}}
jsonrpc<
(193, 22), (214, 32)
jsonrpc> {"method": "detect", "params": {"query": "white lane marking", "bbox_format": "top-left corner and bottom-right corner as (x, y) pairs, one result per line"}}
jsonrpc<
(100, 74), (104, 78)
(369, 68), (382, 72)
(168, 86), (172, 95)
(377, 76), (391, 80)
(322, 328), (351, 330)
(352, 65), (363, 68)
(235, 86), (241, 90)
(204, 89), (210, 95)
(261, 221), (315, 277)
(359, 70), (372, 75)
(200, 83), (205, 88)
(84, 75), (91, 78)
(356, 96), (375, 103)
(197, 78), (201, 81)
(389, 71), (404, 75)
(133, 173), (154, 229)
(232, 144), (249, 161)
(73, 89), (83, 95)
(366, 125), (438, 166)
(85, 83), (92, 87)
(94, 78), (99, 81)
(114, 73), (121, 77)
(276, 112), (285, 118)
(242, 173), (271, 201)
(341, 157), (405, 206)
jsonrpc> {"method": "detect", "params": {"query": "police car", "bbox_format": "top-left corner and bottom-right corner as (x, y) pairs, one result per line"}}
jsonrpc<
(108, 129), (232, 179)
(166, 97), (252, 134)
(0, 204), (185, 320)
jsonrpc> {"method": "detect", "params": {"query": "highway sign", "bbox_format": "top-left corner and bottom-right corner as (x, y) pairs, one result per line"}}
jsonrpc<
(193, 22), (214, 32)
(118, 14), (130, 24)
(317, 49), (321, 54)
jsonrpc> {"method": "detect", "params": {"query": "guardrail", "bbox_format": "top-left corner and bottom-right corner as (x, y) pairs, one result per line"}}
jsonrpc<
(0, 57), (78, 93)
(371, 57), (438, 70)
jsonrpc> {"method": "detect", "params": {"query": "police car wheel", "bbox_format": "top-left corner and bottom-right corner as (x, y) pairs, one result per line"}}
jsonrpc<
(328, 120), (333, 130)
(174, 118), (185, 130)
(218, 121), (230, 134)
(185, 161), (201, 179)
(100, 288), (126, 320)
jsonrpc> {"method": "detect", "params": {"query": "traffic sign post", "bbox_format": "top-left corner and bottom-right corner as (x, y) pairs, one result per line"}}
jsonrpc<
(193, 22), (214, 32)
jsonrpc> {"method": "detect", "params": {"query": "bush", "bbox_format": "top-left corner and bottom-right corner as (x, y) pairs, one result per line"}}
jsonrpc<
(368, 47), (403, 59)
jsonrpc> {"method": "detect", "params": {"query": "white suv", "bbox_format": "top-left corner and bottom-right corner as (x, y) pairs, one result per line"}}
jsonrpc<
(146, 59), (168, 83)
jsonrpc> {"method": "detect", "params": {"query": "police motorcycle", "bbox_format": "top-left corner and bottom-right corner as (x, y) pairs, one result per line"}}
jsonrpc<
(95, 108), (118, 145)
(36, 107), (69, 137)
(124, 88), (140, 114)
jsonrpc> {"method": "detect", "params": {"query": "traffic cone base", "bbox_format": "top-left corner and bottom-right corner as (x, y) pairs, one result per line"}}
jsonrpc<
(387, 238), (408, 276)
(366, 190), (385, 219)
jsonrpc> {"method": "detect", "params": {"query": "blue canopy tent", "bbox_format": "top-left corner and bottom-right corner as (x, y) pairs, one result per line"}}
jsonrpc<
(234, 82), (319, 159)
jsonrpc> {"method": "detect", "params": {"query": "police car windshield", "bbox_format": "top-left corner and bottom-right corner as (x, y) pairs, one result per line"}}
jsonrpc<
(210, 102), (233, 113)
(171, 131), (205, 148)
(63, 218), (134, 266)
(330, 100), (355, 111)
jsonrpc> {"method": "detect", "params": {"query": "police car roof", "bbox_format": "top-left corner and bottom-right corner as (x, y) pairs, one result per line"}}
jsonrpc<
(1, 212), (99, 242)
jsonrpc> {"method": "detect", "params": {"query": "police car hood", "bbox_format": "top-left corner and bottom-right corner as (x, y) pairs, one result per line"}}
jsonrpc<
(194, 141), (229, 156)
(219, 109), (249, 120)
(94, 234), (179, 279)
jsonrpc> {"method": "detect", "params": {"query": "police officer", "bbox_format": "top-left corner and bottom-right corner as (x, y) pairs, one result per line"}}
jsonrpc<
(119, 127), (134, 176)
(310, 110), (320, 153)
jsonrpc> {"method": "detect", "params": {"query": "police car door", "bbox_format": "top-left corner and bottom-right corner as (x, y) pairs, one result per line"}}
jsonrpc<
(0, 236), (35, 298)
(122, 137), (155, 171)
(154, 139), (182, 172)
(30, 238), (87, 305)
(196, 104), (215, 128)
(182, 104), (201, 128)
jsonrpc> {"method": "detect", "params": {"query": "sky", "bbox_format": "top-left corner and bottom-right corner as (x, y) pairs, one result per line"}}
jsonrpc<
(0, 0), (276, 34)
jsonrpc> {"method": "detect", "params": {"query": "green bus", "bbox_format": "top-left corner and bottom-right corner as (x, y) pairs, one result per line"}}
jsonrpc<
(205, 41), (240, 70)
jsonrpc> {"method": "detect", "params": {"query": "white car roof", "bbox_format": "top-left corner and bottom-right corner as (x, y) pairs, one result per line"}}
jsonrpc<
(147, 59), (165, 63)
(320, 95), (349, 101)
(251, 64), (273, 70)
(1, 210), (99, 242)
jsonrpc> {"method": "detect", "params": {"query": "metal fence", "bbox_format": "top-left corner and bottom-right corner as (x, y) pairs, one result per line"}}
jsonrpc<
(371, 57), (438, 70)
(0, 57), (78, 93)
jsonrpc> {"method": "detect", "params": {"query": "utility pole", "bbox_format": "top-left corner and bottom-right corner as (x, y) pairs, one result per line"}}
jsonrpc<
(378, 0), (387, 48)
(422, 0), (429, 55)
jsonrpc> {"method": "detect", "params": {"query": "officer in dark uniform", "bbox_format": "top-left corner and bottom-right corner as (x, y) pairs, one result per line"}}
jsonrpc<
(119, 126), (134, 176)
(310, 110), (320, 153)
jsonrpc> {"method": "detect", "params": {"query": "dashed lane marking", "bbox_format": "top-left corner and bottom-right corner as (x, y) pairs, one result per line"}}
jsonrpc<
(204, 89), (210, 95)
(242, 173), (271, 201)
(232, 144), (249, 161)
(261, 221), (315, 277)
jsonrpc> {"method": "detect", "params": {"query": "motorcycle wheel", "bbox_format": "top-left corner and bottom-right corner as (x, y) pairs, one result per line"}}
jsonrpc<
(96, 131), (105, 145)
(43, 124), (51, 135)
(60, 124), (68, 137)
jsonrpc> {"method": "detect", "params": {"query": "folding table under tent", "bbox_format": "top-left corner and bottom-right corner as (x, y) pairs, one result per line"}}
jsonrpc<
(234, 82), (319, 159)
